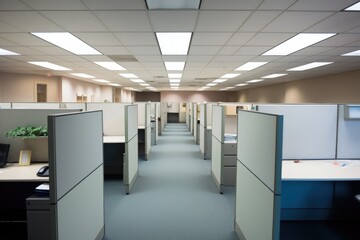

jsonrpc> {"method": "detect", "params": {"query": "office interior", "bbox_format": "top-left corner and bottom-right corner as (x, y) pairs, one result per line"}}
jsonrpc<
(0, 0), (360, 239)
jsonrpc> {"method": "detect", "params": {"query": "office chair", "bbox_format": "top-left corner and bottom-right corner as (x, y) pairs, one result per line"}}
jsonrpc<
(355, 194), (360, 203)
(0, 143), (10, 167)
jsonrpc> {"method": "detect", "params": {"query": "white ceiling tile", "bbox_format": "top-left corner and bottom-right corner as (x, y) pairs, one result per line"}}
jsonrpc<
(21, 0), (87, 10)
(29, 46), (73, 55)
(246, 33), (294, 46)
(0, 12), (63, 32)
(0, 33), (52, 46)
(307, 12), (360, 33)
(135, 56), (163, 62)
(114, 33), (157, 45)
(258, 0), (297, 10)
(82, 0), (146, 10)
(41, 11), (107, 32)
(148, 11), (198, 31)
(0, 21), (21, 32)
(217, 46), (240, 55)
(189, 46), (221, 55)
(201, 0), (262, 10)
(127, 46), (161, 55)
(187, 56), (213, 62)
(0, 0), (31, 10)
(227, 33), (257, 45)
(196, 11), (252, 31)
(94, 46), (130, 55)
(238, 11), (281, 32)
(95, 11), (152, 31)
(234, 46), (272, 55)
(314, 34), (360, 47)
(56, 55), (87, 62)
(346, 40), (360, 47)
(289, 0), (358, 11)
(262, 12), (333, 32)
(162, 56), (188, 61)
(211, 55), (253, 63)
(291, 46), (334, 56)
(74, 33), (122, 46)
(192, 32), (233, 45)
(0, 36), (19, 46)
(3, 46), (44, 55)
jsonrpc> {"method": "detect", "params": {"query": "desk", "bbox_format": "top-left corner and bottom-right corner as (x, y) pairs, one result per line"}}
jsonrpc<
(281, 160), (360, 220)
(103, 136), (125, 176)
(0, 163), (48, 221)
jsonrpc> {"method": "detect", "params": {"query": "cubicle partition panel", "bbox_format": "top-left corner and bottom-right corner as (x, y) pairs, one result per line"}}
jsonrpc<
(48, 111), (104, 240)
(337, 104), (360, 159)
(160, 102), (167, 134)
(60, 102), (86, 110)
(0, 102), (11, 108)
(258, 105), (337, 159)
(186, 102), (190, 128)
(12, 102), (61, 109)
(211, 105), (224, 193)
(124, 105), (139, 194)
(0, 109), (80, 163)
(199, 104), (206, 157)
(235, 110), (283, 240)
(86, 103), (126, 136)
(155, 102), (160, 142)
(145, 103), (151, 159)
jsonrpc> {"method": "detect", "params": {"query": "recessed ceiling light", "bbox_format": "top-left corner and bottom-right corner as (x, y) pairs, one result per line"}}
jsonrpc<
(213, 79), (228, 83)
(28, 61), (71, 71)
(94, 61), (126, 70)
(169, 79), (181, 83)
(140, 83), (150, 87)
(246, 79), (264, 83)
(31, 32), (101, 55)
(236, 83), (248, 86)
(219, 87), (235, 91)
(262, 33), (336, 56)
(130, 79), (145, 83)
(71, 73), (95, 78)
(164, 62), (185, 71)
(287, 62), (333, 71)
(170, 83), (180, 87)
(262, 74), (287, 79)
(342, 49), (360, 56)
(344, 2), (360, 11)
(0, 48), (19, 55)
(206, 83), (217, 86)
(168, 73), (182, 78)
(220, 73), (240, 78)
(93, 79), (110, 83)
(146, 0), (201, 9)
(108, 83), (121, 87)
(235, 62), (268, 71)
(120, 73), (138, 78)
(124, 87), (140, 91)
(156, 32), (192, 55)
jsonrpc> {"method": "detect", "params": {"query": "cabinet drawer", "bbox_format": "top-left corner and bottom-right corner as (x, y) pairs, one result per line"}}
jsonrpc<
(223, 156), (236, 166)
(223, 143), (236, 155)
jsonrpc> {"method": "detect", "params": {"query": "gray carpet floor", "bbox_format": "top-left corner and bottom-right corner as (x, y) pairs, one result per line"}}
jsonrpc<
(104, 123), (237, 240)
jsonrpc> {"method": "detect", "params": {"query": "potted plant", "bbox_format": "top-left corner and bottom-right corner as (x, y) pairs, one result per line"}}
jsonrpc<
(5, 126), (48, 139)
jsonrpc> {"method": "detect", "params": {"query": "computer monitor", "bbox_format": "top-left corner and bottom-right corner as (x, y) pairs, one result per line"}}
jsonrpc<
(0, 143), (10, 167)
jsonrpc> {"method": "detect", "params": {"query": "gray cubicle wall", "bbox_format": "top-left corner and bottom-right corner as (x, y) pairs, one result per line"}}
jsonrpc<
(0, 109), (80, 163)
(337, 104), (360, 159)
(12, 102), (61, 109)
(137, 102), (151, 160)
(48, 111), (104, 240)
(235, 110), (283, 240)
(124, 104), (139, 194)
(155, 102), (160, 143)
(211, 105), (224, 193)
(199, 103), (206, 157)
(0, 102), (11, 108)
(258, 104), (337, 159)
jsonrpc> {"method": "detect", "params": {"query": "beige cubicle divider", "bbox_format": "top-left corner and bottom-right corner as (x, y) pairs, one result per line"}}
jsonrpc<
(160, 102), (167, 134)
(199, 103), (206, 157)
(12, 102), (61, 109)
(155, 102), (160, 143)
(235, 110), (283, 240)
(60, 102), (86, 110)
(0, 102), (11, 108)
(211, 105), (224, 193)
(258, 104), (337, 159)
(136, 102), (151, 160)
(48, 110), (104, 240)
(0, 109), (81, 163)
(124, 104), (139, 194)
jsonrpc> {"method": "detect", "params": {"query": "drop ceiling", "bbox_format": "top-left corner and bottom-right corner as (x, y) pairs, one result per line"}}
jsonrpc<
(0, 0), (359, 92)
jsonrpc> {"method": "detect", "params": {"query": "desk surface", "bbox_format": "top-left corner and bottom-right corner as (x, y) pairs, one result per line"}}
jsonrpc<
(0, 163), (48, 182)
(282, 160), (360, 181)
(103, 135), (125, 143)
(138, 125), (145, 129)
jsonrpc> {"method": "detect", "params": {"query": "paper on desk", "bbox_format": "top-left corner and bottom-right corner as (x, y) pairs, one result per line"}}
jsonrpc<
(36, 183), (49, 191)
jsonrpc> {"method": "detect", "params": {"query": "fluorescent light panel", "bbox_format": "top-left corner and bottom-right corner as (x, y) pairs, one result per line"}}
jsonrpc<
(220, 73), (240, 78)
(345, 2), (360, 11)
(235, 62), (268, 71)
(93, 79), (110, 83)
(31, 32), (101, 55)
(94, 61), (126, 70)
(0, 48), (19, 55)
(263, 33), (336, 56)
(168, 73), (182, 78)
(120, 73), (138, 78)
(140, 83), (150, 87)
(130, 79), (145, 83)
(213, 79), (228, 83)
(170, 83), (180, 87)
(28, 61), (71, 71)
(247, 79), (264, 83)
(206, 83), (217, 86)
(164, 62), (185, 71)
(287, 62), (333, 71)
(169, 79), (181, 83)
(146, 0), (201, 9)
(71, 73), (95, 78)
(262, 74), (287, 78)
(342, 49), (360, 56)
(236, 83), (248, 86)
(108, 83), (121, 87)
(156, 32), (192, 55)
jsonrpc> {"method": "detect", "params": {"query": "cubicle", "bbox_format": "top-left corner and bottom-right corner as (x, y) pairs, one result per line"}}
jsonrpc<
(0, 102), (11, 108)
(137, 102), (151, 160)
(234, 110), (283, 240)
(160, 102), (168, 134)
(199, 102), (216, 159)
(47, 110), (104, 240)
(166, 102), (180, 123)
(192, 102), (200, 144)
(257, 104), (360, 221)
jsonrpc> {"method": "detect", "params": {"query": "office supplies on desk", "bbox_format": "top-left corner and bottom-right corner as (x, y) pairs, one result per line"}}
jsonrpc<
(34, 183), (49, 195)
(37, 165), (49, 177)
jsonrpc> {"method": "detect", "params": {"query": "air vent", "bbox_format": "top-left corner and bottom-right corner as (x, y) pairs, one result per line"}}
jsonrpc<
(153, 76), (165, 79)
(107, 55), (138, 62)
(194, 77), (216, 81)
